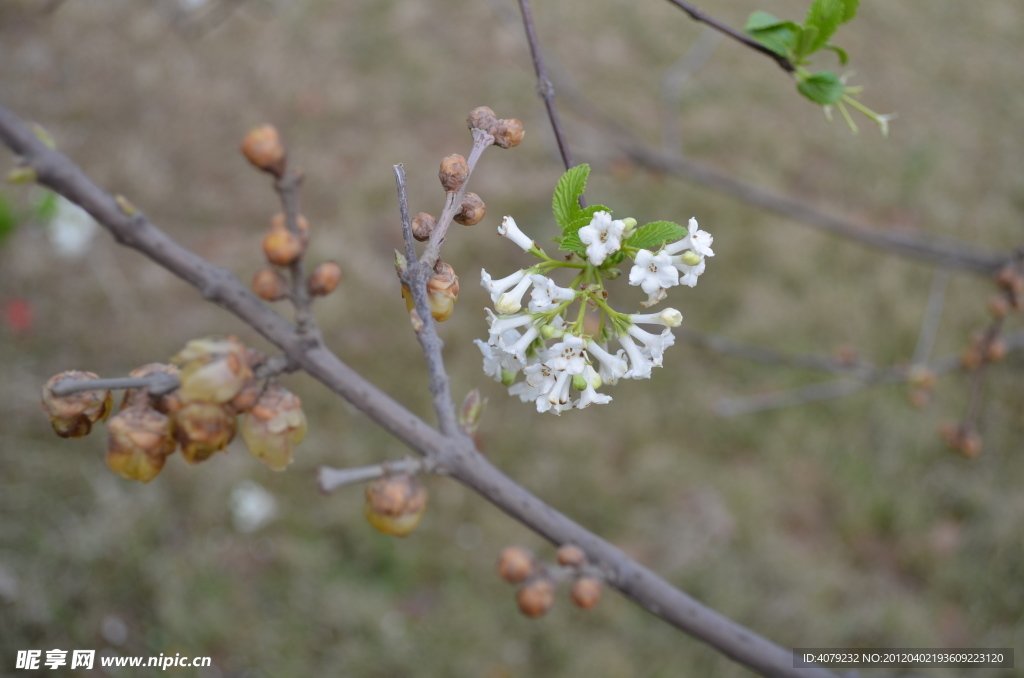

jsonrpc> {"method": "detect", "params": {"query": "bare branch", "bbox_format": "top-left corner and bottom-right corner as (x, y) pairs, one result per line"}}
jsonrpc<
(50, 374), (179, 398)
(318, 456), (441, 494)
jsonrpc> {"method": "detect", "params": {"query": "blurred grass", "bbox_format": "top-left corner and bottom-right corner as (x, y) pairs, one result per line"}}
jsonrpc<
(1, 0), (1022, 676)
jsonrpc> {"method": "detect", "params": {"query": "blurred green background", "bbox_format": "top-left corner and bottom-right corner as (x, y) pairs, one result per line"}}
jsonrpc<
(1, 0), (1022, 676)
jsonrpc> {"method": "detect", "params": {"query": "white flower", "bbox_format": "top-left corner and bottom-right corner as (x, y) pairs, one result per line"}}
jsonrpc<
(630, 308), (683, 328)
(475, 338), (523, 382)
(503, 325), (541, 362)
(495, 275), (535, 315)
(619, 334), (656, 379)
(586, 341), (629, 384)
(577, 211), (626, 265)
(481, 268), (526, 303)
(485, 308), (532, 346)
(528, 275), (577, 313)
(675, 256), (706, 288)
(626, 324), (675, 365)
(664, 219), (713, 259)
(576, 366), (612, 409)
(497, 216), (535, 251)
(508, 374), (543, 403)
(546, 334), (587, 374)
(628, 249), (679, 305)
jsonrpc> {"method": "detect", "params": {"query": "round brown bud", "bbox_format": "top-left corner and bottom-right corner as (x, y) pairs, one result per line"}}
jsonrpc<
(961, 347), (982, 370)
(269, 212), (310, 244)
(262, 228), (304, 267)
(570, 577), (603, 609)
(493, 119), (524, 149)
(106, 404), (177, 483)
(454, 193), (486, 226)
(958, 431), (982, 458)
(411, 212), (436, 242)
(252, 268), (289, 302)
(517, 577), (556, 618)
(467, 106), (498, 134)
(987, 295), (1010, 319)
(556, 545), (586, 568)
(439, 154), (469, 193)
(41, 371), (113, 438)
(938, 422), (959, 448)
(172, 401), (237, 465)
(307, 261), (342, 297)
(365, 473), (428, 537)
(240, 125), (286, 176)
(984, 338), (1007, 363)
(497, 547), (535, 584)
(995, 265), (1019, 291)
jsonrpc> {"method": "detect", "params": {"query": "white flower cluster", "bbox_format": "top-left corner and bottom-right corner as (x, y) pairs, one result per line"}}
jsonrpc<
(476, 213), (711, 415)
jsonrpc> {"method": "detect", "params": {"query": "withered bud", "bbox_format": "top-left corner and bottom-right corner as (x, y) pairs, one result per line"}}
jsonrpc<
(517, 577), (556, 618)
(252, 268), (289, 302)
(241, 124), (286, 176)
(439, 153), (469, 193)
(171, 336), (254, 404)
(106, 405), (177, 483)
(493, 119), (524, 149)
(570, 577), (603, 609)
(365, 473), (428, 537)
(411, 212), (436, 242)
(454, 192), (486, 226)
(987, 295), (1010, 319)
(961, 347), (982, 370)
(467, 106), (498, 134)
(227, 379), (263, 415)
(41, 371), (113, 438)
(995, 265), (1021, 291)
(121, 363), (182, 413)
(427, 261), (460, 322)
(173, 401), (237, 465)
(240, 383), (307, 471)
(307, 261), (342, 297)
(958, 431), (983, 458)
(262, 228), (304, 267)
(269, 212), (310, 243)
(556, 545), (586, 568)
(497, 547), (535, 584)
(985, 338), (1007, 362)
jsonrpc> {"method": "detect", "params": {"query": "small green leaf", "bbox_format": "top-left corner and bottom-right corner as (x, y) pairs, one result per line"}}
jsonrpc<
(794, 25), (819, 61)
(581, 204), (612, 219)
(824, 43), (849, 65)
(803, 0), (845, 54)
(557, 230), (587, 258)
(624, 221), (688, 251)
(841, 0), (859, 23)
(744, 12), (801, 58)
(797, 71), (845, 105)
(552, 164), (590, 232)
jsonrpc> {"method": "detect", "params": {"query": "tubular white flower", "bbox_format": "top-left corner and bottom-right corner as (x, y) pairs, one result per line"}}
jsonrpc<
(628, 249), (679, 297)
(495, 275), (535, 315)
(475, 337), (524, 382)
(586, 341), (629, 384)
(626, 324), (675, 364)
(508, 378), (542, 403)
(480, 268), (526, 303)
(674, 257), (706, 288)
(630, 308), (683, 328)
(547, 334), (587, 375)
(497, 216), (535, 251)
(576, 366), (612, 409)
(485, 309), (533, 345)
(663, 218), (713, 258)
(577, 211), (626, 265)
(619, 334), (655, 379)
(546, 371), (573, 407)
(504, 325), (541, 362)
(528, 275), (577, 313)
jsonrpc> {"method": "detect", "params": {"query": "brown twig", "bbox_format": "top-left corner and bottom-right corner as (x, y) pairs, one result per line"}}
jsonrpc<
(0, 102), (841, 678)
(662, 0), (794, 73)
(273, 167), (317, 335)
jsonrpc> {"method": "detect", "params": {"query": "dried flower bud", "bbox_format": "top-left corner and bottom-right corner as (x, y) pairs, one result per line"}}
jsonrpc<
(570, 577), (603, 609)
(467, 106), (498, 134)
(307, 261), (342, 297)
(497, 547), (535, 584)
(987, 295), (1010, 319)
(517, 577), (556, 618)
(269, 212), (310, 244)
(106, 405), (177, 483)
(171, 336), (254, 404)
(958, 430), (982, 458)
(454, 192), (486, 226)
(439, 153), (469, 193)
(172, 401), (237, 464)
(227, 379), (262, 414)
(960, 347), (981, 370)
(493, 119), (524, 149)
(411, 212), (436, 242)
(252, 268), (289, 302)
(240, 384), (306, 471)
(365, 473), (428, 537)
(427, 261), (460, 322)
(995, 265), (1020, 291)
(241, 124), (286, 176)
(41, 371), (113, 438)
(556, 545), (586, 568)
(262, 228), (304, 267)
(985, 338), (1007, 362)
(121, 363), (182, 413)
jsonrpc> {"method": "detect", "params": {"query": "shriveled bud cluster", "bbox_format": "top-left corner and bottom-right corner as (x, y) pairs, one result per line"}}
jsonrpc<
(41, 371), (112, 438)
(173, 400), (238, 465)
(939, 423), (982, 458)
(307, 261), (342, 297)
(411, 212), (436, 242)
(240, 383), (308, 471)
(241, 125), (287, 177)
(439, 154), (469, 193)
(107, 404), (177, 483)
(364, 473), (428, 537)
(454, 193), (486, 226)
(172, 337), (254, 404)
(466, 106), (524, 149)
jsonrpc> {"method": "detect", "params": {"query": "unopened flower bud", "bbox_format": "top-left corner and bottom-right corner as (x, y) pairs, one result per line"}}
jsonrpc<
(106, 405), (177, 483)
(171, 336), (254, 404)
(454, 192), (486, 226)
(172, 401), (236, 464)
(411, 213), (436, 242)
(570, 577), (603, 609)
(252, 268), (289, 302)
(958, 430), (982, 458)
(458, 388), (485, 437)
(307, 261), (342, 297)
(497, 547), (535, 584)
(241, 124), (286, 176)
(41, 371), (113, 438)
(240, 384), (306, 470)
(493, 119), (524, 149)
(517, 577), (555, 618)
(985, 338), (1007, 362)
(572, 373), (588, 391)
(961, 346), (982, 370)
(557, 545), (586, 568)
(679, 250), (702, 266)
(439, 154), (469, 193)
(426, 261), (460, 322)
(262, 228), (304, 267)
(467, 106), (498, 134)
(269, 212), (310, 244)
(365, 473), (428, 537)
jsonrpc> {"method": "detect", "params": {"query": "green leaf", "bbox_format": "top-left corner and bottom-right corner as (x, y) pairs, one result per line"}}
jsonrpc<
(824, 43), (849, 65)
(797, 70), (845, 104)
(744, 12), (800, 58)
(557, 230), (587, 258)
(794, 25), (819, 61)
(581, 204), (612, 219)
(841, 0), (859, 23)
(0, 193), (17, 245)
(803, 0), (845, 54)
(552, 164), (590, 232)
(624, 220), (688, 251)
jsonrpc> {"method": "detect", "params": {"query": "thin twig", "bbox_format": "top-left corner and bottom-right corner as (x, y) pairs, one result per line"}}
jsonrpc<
(50, 374), (179, 397)
(273, 168), (317, 335)
(0, 102), (840, 678)
(393, 163), (417, 266)
(715, 379), (866, 417)
(661, 0), (794, 73)
(318, 456), (440, 494)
